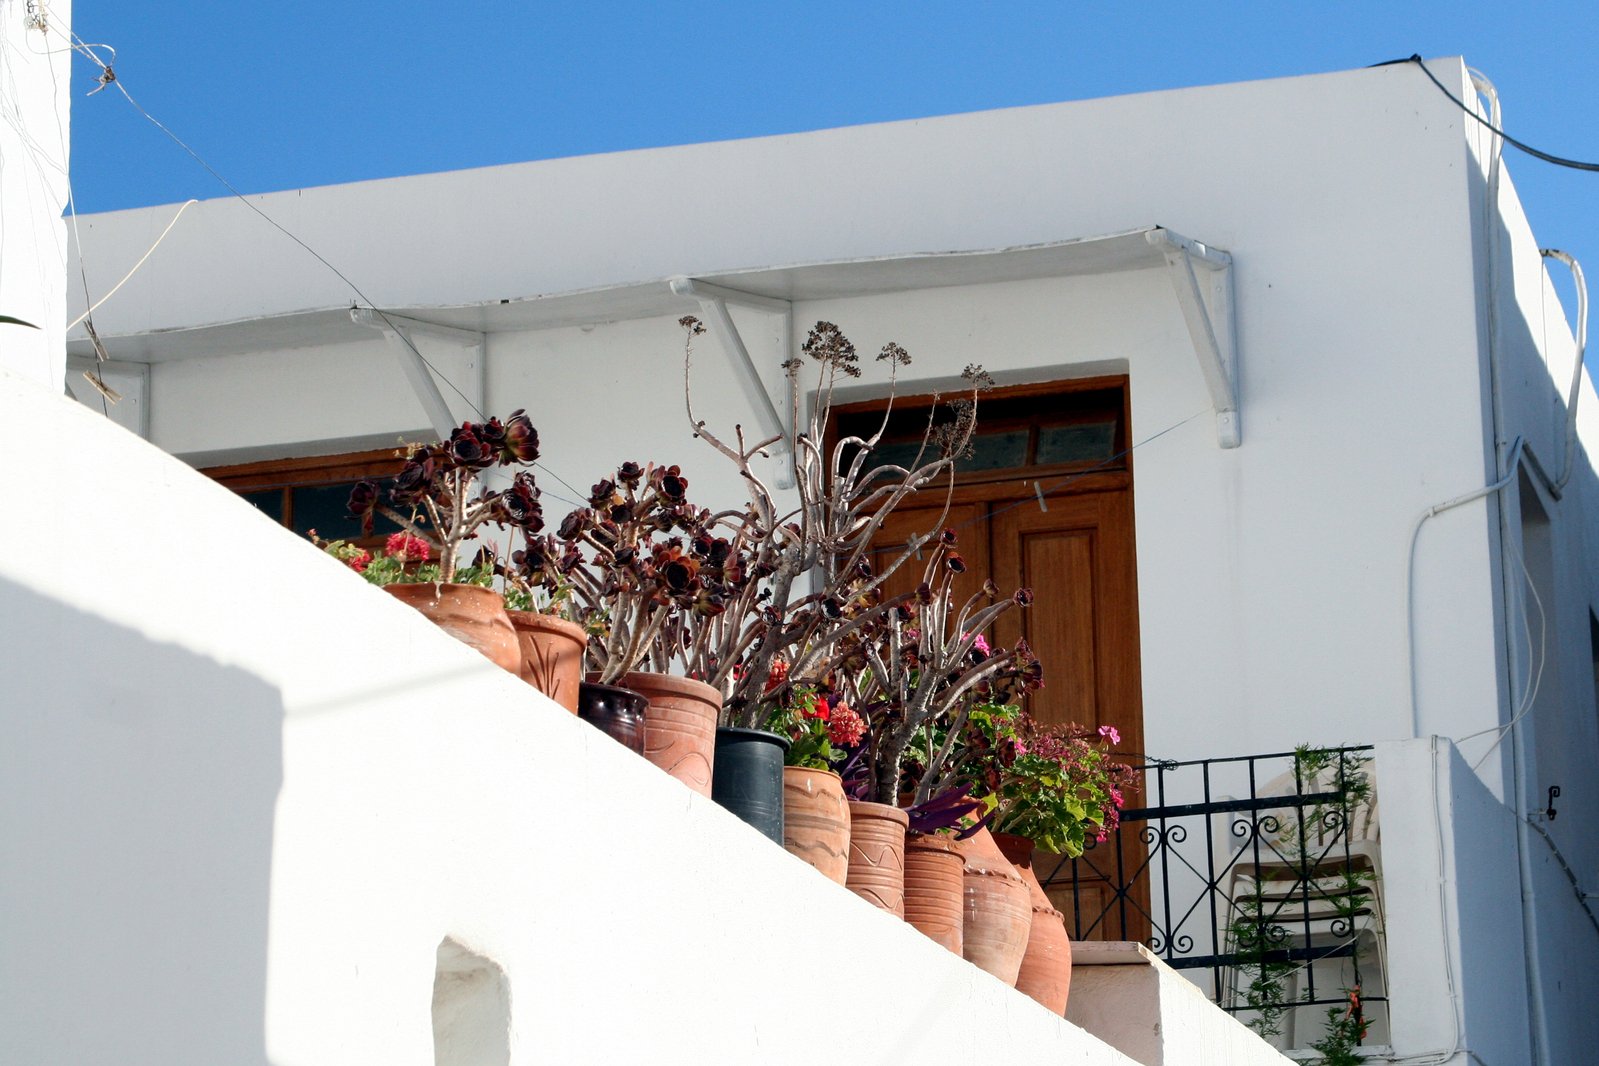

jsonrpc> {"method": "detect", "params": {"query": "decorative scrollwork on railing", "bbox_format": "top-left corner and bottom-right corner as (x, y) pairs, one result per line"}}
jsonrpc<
(1047, 745), (1382, 1040)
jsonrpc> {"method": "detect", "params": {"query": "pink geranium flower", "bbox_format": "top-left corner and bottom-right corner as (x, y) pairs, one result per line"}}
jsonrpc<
(1098, 724), (1121, 745)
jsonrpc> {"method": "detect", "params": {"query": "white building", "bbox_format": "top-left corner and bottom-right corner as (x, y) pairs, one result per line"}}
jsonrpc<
(6, 45), (1596, 1065)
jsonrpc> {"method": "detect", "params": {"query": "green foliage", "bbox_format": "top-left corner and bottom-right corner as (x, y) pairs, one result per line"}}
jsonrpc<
(1308, 988), (1369, 1065)
(960, 702), (1133, 857)
(764, 685), (846, 771)
(1227, 889), (1298, 1039)
(502, 579), (577, 617)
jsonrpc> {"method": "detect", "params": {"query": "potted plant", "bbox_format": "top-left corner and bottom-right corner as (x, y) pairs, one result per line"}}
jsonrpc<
(493, 525), (590, 712)
(534, 462), (733, 787)
(679, 318), (995, 723)
(765, 664), (867, 882)
(955, 704), (1137, 1013)
(678, 316), (1000, 846)
(340, 411), (542, 675)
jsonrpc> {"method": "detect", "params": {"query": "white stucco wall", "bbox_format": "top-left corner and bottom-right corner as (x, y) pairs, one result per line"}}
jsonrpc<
(0, 2), (70, 388)
(0, 365), (1164, 1064)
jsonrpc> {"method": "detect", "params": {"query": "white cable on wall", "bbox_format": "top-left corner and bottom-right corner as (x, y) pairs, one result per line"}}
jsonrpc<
(66, 198), (197, 333)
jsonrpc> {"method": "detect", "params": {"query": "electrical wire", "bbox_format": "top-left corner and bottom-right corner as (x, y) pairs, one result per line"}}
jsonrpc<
(49, 25), (490, 422)
(1378, 55), (1599, 173)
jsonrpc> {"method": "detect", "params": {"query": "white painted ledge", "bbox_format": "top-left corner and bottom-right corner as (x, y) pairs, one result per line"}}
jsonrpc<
(1068, 941), (1294, 1066)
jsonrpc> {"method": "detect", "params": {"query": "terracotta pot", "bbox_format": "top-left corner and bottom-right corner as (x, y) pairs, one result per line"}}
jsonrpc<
(955, 826), (1033, 986)
(622, 671), (720, 797)
(904, 833), (965, 954)
(782, 767), (850, 884)
(996, 832), (1073, 1014)
(845, 801), (909, 917)
(385, 582), (519, 675)
(506, 611), (586, 712)
(576, 681), (648, 755)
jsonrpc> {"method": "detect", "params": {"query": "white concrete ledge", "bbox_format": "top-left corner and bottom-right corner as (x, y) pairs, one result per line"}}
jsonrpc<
(1068, 941), (1293, 1066)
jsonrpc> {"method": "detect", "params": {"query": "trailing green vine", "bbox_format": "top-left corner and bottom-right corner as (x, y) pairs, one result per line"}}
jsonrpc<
(1227, 745), (1376, 1054)
(1307, 986), (1369, 1065)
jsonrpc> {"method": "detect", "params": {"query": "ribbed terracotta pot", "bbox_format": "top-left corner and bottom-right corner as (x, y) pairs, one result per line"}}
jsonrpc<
(904, 833), (965, 954)
(506, 611), (586, 712)
(782, 767), (850, 884)
(845, 801), (909, 917)
(623, 671), (720, 797)
(996, 832), (1073, 1014)
(385, 583), (519, 675)
(955, 826), (1033, 986)
(576, 681), (648, 755)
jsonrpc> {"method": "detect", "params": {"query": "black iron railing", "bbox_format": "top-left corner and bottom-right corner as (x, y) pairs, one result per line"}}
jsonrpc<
(1036, 745), (1386, 1048)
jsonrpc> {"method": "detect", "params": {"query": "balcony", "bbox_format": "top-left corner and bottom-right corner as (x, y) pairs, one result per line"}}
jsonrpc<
(1047, 746), (1386, 1056)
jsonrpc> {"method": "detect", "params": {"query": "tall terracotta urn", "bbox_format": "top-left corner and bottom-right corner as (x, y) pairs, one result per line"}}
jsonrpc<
(622, 671), (720, 797)
(996, 832), (1074, 1014)
(782, 766), (850, 884)
(385, 583), (519, 675)
(904, 833), (965, 954)
(845, 801), (909, 917)
(506, 611), (586, 712)
(955, 826), (1033, 985)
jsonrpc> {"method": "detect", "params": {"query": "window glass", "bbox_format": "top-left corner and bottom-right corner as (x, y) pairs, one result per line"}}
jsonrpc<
(1037, 422), (1118, 465)
(292, 483), (399, 539)
(241, 489), (284, 524)
(957, 430), (1029, 474)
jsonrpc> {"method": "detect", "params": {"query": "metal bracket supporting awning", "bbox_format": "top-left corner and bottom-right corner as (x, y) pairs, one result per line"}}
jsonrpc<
(668, 276), (796, 487)
(351, 307), (485, 439)
(1146, 229), (1240, 449)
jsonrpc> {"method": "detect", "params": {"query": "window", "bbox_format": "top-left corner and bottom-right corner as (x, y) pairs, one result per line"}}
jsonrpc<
(204, 448), (404, 546)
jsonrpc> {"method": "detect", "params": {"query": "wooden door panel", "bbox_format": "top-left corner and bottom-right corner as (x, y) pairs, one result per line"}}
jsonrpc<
(1016, 525), (1099, 727)
(990, 491), (1144, 758)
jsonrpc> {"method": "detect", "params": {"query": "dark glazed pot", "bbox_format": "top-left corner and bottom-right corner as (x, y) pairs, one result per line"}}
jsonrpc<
(711, 727), (791, 844)
(576, 681), (648, 755)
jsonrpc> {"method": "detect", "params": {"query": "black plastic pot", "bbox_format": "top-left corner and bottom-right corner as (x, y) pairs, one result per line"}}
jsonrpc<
(711, 727), (791, 844)
(577, 681), (648, 755)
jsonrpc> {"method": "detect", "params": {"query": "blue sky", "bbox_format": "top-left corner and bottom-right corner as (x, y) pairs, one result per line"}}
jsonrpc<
(66, 2), (1598, 327)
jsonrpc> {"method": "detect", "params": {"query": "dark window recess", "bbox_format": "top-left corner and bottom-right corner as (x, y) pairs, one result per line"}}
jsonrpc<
(1038, 421), (1117, 464)
(241, 489), (285, 524)
(291, 483), (399, 539)
(833, 383), (1127, 482)
(203, 448), (407, 549)
(958, 429), (1031, 473)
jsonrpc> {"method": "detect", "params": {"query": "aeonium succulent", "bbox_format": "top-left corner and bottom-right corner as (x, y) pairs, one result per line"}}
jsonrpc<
(680, 316), (994, 727)
(533, 460), (725, 683)
(346, 410), (543, 584)
(832, 527), (1043, 807)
